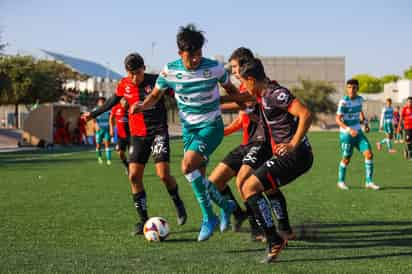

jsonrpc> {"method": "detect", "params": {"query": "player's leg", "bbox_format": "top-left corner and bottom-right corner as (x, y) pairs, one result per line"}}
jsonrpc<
(103, 129), (112, 165)
(95, 130), (103, 164)
(116, 137), (129, 172)
(128, 136), (153, 235)
(337, 133), (353, 190)
(404, 129), (412, 159)
(359, 133), (380, 189)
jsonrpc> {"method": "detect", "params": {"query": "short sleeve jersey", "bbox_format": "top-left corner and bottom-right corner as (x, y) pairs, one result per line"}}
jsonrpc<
(401, 106), (412, 129)
(94, 109), (110, 129)
(337, 95), (364, 133)
(155, 57), (229, 129)
(381, 106), (394, 124)
(111, 104), (129, 138)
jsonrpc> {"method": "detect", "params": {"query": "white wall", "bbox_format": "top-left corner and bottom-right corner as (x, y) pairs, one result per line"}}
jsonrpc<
(384, 80), (412, 103)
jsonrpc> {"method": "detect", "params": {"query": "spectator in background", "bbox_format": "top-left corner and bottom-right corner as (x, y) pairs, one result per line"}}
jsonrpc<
(54, 110), (70, 144)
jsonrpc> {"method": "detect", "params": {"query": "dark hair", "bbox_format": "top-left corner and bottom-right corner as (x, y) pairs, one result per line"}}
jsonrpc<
(408, 97), (412, 101)
(346, 79), (359, 86)
(124, 53), (145, 71)
(97, 96), (106, 102)
(177, 24), (205, 53)
(386, 98), (392, 103)
(229, 47), (254, 62)
(239, 58), (267, 82)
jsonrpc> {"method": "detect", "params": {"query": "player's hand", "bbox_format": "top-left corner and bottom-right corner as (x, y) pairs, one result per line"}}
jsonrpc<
(130, 102), (143, 114)
(274, 143), (296, 156)
(349, 128), (358, 137)
(82, 112), (92, 121)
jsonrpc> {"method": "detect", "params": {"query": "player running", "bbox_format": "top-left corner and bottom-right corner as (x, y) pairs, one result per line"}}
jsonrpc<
(133, 24), (243, 241)
(397, 97), (412, 159)
(376, 98), (396, 153)
(84, 53), (187, 235)
(110, 98), (130, 174)
(93, 97), (112, 165)
(393, 106), (403, 143)
(335, 79), (380, 190)
(235, 58), (313, 263)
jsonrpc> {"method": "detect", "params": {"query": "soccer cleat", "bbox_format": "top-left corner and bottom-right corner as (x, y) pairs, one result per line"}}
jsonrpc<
(198, 216), (219, 241)
(175, 200), (187, 226)
(337, 182), (349, 190)
(232, 211), (248, 232)
(219, 200), (236, 232)
(251, 228), (267, 243)
(132, 222), (145, 236)
(106, 160), (112, 166)
(279, 229), (297, 241)
(365, 182), (380, 190)
(376, 142), (382, 151)
(98, 157), (103, 164)
(261, 239), (287, 263)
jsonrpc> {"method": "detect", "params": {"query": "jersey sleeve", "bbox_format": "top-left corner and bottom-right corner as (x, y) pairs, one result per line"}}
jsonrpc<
(116, 80), (125, 97)
(267, 87), (295, 111)
(215, 63), (229, 85)
(337, 99), (345, 115)
(155, 65), (171, 91)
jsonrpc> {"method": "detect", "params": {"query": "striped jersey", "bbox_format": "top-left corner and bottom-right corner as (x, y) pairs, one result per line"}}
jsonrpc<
(155, 57), (229, 129)
(337, 95), (364, 133)
(94, 109), (110, 129)
(380, 106), (394, 124)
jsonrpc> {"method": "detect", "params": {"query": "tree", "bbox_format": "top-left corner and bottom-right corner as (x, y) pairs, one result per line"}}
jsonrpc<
(380, 74), (400, 85)
(404, 66), (412, 80)
(0, 32), (6, 54)
(0, 55), (81, 127)
(352, 74), (382, 94)
(291, 79), (337, 123)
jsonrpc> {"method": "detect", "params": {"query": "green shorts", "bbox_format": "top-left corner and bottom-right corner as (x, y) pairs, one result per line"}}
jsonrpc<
(182, 118), (224, 163)
(339, 130), (371, 158)
(95, 128), (110, 144)
(383, 121), (394, 135)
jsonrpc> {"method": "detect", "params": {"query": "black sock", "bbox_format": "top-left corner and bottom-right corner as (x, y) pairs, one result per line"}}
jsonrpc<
(167, 185), (183, 207)
(245, 202), (260, 233)
(122, 158), (129, 169)
(408, 143), (412, 152)
(246, 193), (282, 243)
(266, 190), (291, 232)
(220, 186), (244, 219)
(132, 191), (148, 223)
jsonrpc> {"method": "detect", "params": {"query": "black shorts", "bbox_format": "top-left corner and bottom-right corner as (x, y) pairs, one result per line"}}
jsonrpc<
(405, 129), (412, 143)
(116, 136), (130, 152)
(129, 133), (170, 164)
(255, 141), (313, 191)
(222, 142), (273, 173)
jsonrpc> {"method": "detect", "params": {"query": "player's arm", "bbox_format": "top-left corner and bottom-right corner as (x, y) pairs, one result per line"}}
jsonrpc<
(224, 114), (242, 136)
(360, 111), (370, 132)
(130, 86), (165, 113)
(83, 95), (122, 120)
(397, 112), (404, 133)
(109, 112), (115, 137)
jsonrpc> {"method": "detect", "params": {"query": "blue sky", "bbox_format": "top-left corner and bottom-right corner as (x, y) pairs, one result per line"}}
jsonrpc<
(2, 0), (411, 78)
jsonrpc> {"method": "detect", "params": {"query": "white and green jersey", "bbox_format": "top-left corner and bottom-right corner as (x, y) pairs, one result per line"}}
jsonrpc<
(337, 95), (364, 133)
(380, 106), (394, 126)
(155, 57), (229, 129)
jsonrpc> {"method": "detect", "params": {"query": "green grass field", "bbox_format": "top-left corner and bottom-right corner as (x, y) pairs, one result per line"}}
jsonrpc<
(0, 132), (411, 273)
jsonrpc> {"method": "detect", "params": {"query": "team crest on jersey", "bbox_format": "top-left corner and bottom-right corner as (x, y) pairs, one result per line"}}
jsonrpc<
(203, 69), (212, 78)
(144, 85), (152, 94)
(176, 73), (183, 80)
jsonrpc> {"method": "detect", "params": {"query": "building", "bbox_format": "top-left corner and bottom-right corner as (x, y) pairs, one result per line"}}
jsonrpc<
(383, 80), (412, 104)
(259, 56), (346, 99)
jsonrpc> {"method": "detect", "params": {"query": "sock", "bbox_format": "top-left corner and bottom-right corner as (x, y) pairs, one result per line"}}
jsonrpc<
(167, 185), (183, 207)
(245, 202), (260, 233)
(132, 191), (148, 223)
(338, 161), (347, 183)
(365, 159), (374, 184)
(185, 170), (214, 221)
(204, 179), (232, 211)
(96, 148), (102, 158)
(105, 148), (111, 161)
(121, 158), (129, 169)
(266, 191), (291, 232)
(380, 138), (387, 145)
(246, 193), (281, 243)
(387, 138), (393, 150)
(220, 186), (244, 219)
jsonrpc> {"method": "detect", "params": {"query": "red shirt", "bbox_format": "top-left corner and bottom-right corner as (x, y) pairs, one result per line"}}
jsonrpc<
(401, 106), (412, 129)
(111, 104), (129, 138)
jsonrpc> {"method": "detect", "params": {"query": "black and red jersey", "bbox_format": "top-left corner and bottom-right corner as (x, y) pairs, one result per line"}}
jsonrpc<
(116, 73), (170, 137)
(111, 104), (129, 139)
(258, 82), (303, 151)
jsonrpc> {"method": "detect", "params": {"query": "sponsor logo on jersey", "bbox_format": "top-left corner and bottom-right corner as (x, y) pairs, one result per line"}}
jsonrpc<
(203, 69), (212, 78)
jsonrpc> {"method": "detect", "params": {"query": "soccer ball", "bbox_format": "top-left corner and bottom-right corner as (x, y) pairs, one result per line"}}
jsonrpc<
(143, 217), (170, 242)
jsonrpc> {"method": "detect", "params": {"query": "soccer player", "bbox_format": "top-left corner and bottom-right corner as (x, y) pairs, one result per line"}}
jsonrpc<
(336, 79), (380, 190)
(393, 105), (403, 143)
(133, 24), (243, 241)
(236, 58), (313, 263)
(93, 97), (112, 165)
(83, 53), (187, 235)
(211, 47), (295, 242)
(110, 98), (130, 173)
(376, 98), (396, 153)
(397, 97), (412, 159)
